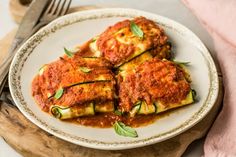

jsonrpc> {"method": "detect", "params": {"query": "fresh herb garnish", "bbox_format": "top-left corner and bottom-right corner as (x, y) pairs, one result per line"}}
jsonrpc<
(64, 47), (74, 58)
(130, 21), (144, 38)
(91, 38), (97, 42)
(80, 67), (92, 73)
(114, 110), (123, 116)
(173, 60), (190, 65)
(54, 88), (64, 100)
(113, 121), (138, 138)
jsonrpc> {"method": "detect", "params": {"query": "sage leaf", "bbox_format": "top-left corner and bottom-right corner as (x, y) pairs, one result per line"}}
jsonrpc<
(80, 67), (92, 73)
(113, 121), (138, 138)
(64, 47), (74, 58)
(130, 21), (144, 38)
(54, 88), (64, 100)
(114, 110), (123, 116)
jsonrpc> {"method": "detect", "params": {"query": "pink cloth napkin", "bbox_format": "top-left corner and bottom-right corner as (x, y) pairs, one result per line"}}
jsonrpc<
(182, 0), (236, 156)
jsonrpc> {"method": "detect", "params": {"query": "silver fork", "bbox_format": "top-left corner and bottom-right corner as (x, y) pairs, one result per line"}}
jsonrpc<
(0, 0), (72, 104)
(30, 0), (72, 37)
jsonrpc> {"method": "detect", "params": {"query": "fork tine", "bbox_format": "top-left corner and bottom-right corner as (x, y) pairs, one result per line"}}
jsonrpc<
(60, 0), (72, 16)
(43, 0), (55, 16)
(50, 0), (62, 15)
(55, 0), (66, 16)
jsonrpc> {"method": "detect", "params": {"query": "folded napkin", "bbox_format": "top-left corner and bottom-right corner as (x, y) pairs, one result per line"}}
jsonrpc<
(182, 0), (236, 156)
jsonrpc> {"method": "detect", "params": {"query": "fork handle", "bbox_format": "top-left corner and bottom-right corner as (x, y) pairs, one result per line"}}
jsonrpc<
(29, 21), (48, 38)
(0, 37), (23, 95)
(0, 76), (8, 95)
(0, 54), (15, 93)
(0, 21), (48, 96)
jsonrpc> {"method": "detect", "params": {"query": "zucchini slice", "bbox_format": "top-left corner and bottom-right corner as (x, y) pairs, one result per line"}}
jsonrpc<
(138, 101), (156, 115)
(116, 42), (172, 68)
(50, 103), (95, 119)
(129, 90), (194, 116)
(66, 79), (111, 88)
(178, 64), (191, 83)
(115, 50), (150, 68)
(129, 104), (141, 117)
(50, 100), (115, 119)
(129, 101), (156, 116)
(129, 102), (141, 117)
(118, 51), (153, 78)
(154, 90), (194, 113)
(95, 101), (114, 112)
(61, 69), (114, 88)
(53, 81), (114, 107)
(113, 28), (148, 67)
(89, 37), (102, 57)
(38, 64), (47, 76)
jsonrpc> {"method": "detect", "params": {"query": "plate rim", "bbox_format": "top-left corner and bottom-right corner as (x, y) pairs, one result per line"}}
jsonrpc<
(9, 8), (219, 150)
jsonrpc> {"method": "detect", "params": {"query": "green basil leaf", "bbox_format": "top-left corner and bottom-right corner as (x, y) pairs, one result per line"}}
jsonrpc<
(91, 38), (97, 42)
(64, 47), (74, 58)
(113, 121), (138, 138)
(54, 88), (64, 100)
(130, 21), (144, 38)
(173, 60), (190, 65)
(114, 110), (123, 116)
(80, 67), (92, 73)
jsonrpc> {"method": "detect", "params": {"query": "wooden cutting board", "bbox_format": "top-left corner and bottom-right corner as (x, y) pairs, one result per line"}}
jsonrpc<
(0, 0), (223, 157)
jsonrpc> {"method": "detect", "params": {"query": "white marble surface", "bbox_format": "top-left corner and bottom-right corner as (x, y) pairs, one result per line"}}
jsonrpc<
(0, 0), (216, 156)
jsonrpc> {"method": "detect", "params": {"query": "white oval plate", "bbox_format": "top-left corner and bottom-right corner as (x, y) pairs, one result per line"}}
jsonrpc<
(9, 8), (219, 150)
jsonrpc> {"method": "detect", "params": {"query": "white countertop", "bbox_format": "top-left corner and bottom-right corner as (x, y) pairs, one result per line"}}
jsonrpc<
(0, 0), (215, 156)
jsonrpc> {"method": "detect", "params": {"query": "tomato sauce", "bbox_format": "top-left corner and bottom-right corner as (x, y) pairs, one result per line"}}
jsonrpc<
(66, 111), (171, 128)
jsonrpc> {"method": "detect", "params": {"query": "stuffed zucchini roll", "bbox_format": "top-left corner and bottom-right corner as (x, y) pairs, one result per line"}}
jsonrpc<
(90, 17), (171, 67)
(32, 52), (116, 112)
(50, 101), (115, 119)
(118, 58), (195, 115)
